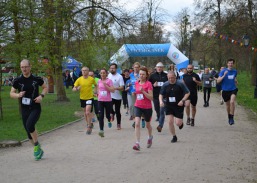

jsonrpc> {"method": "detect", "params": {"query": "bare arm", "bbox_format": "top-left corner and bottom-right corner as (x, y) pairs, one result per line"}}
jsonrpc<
(10, 87), (25, 99)
(142, 89), (153, 101)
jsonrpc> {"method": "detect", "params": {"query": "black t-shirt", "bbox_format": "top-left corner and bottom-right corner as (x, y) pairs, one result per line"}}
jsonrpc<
(160, 80), (189, 106)
(149, 71), (168, 97)
(183, 72), (201, 95)
(12, 74), (44, 107)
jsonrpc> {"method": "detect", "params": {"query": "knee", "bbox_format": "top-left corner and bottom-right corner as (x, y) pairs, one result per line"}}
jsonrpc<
(26, 124), (35, 133)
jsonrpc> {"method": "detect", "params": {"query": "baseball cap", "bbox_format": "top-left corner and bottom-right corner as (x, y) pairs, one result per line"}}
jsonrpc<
(156, 62), (164, 67)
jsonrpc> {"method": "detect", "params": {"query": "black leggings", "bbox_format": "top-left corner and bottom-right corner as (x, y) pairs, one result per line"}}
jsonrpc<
(111, 99), (122, 125)
(98, 101), (112, 131)
(93, 99), (99, 120)
(22, 107), (41, 139)
(203, 87), (212, 103)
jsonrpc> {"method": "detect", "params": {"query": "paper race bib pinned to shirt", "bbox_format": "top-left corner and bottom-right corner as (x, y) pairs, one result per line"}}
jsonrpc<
(86, 100), (92, 104)
(22, 97), (31, 105)
(100, 91), (107, 96)
(228, 75), (234, 80)
(205, 81), (210, 84)
(157, 82), (164, 87)
(169, 97), (176, 103)
(137, 94), (144, 100)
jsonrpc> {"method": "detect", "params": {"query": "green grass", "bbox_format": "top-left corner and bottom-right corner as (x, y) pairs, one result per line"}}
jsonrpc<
(0, 86), (82, 141)
(236, 72), (257, 114)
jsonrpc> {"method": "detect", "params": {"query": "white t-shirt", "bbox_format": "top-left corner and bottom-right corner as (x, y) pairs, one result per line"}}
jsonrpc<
(107, 73), (124, 100)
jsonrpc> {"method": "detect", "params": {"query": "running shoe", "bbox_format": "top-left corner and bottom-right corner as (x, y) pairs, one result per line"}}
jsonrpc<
(86, 124), (93, 135)
(108, 121), (112, 128)
(191, 119), (195, 126)
(132, 122), (135, 128)
(34, 144), (44, 161)
(186, 118), (191, 125)
(171, 135), (177, 143)
(133, 143), (140, 151)
(179, 122), (184, 130)
(98, 131), (104, 137)
(92, 118), (96, 122)
(147, 136), (153, 148)
(125, 112), (129, 116)
(117, 124), (121, 130)
(157, 125), (162, 132)
(142, 119), (145, 128)
(220, 100), (224, 105)
(206, 102), (209, 107)
(228, 118), (235, 125)
(129, 116), (133, 120)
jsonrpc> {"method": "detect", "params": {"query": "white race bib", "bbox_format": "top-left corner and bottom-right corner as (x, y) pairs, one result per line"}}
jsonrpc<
(157, 82), (164, 87)
(228, 75), (234, 79)
(169, 97), (176, 102)
(86, 100), (92, 104)
(22, 97), (31, 105)
(205, 81), (210, 84)
(137, 94), (144, 100)
(100, 91), (107, 96)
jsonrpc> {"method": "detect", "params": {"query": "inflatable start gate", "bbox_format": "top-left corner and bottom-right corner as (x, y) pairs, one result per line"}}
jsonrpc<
(109, 43), (189, 71)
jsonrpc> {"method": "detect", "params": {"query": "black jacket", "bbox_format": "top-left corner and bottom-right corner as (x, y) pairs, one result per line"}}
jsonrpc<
(149, 71), (168, 98)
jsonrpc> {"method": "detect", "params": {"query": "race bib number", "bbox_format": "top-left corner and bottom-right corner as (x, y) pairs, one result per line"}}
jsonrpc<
(100, 91), (107, 96)
(22, 97), (31, 105)
(157, 82), (164, 87)
(205, 81), (210, 84)
(228, 75), (234, 79)
(86, 100), (92, 104)
(137, 94), (144, 100)
(169, 97), (176, 103)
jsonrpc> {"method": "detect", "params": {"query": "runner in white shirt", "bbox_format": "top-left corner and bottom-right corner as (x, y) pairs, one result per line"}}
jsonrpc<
(108, 63), (124, 130)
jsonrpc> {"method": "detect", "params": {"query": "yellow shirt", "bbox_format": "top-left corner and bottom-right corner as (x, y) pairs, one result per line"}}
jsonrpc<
(74, 76), (96, 100)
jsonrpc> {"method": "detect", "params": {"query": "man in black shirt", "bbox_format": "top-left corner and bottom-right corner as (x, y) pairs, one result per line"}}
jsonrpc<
(149, 62), (168, 132)
(183, 64), (201, 126)
(10, 59), (48, 161)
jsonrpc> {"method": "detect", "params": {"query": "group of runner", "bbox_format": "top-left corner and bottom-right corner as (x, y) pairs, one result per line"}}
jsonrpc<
(10, 58), (238, 159)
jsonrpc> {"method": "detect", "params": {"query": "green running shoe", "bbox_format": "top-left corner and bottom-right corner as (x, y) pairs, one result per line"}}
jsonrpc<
(98, 130), (104, 137)
(34, 144), (44, 161)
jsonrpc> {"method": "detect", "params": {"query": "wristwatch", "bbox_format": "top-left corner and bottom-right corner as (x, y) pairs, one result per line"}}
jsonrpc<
(40, 94), (45, 98)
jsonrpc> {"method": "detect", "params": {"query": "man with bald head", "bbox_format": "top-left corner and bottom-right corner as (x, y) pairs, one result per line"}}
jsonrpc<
(10, 59), (48, 160)
(183, 64), (201, 126)
(159, 71), (190, 143)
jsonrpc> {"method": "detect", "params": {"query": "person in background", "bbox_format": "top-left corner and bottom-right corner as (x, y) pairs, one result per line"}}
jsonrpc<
(169, 64), (179, 79)
(64, 70), (72, 89)
(197, 70), (203, 92)
(10, 59), (48, 161)
(214, 66), (225, 105)
(132, 67), (153, 151)
(149, 62), (168, 132)
(89, 71), (99, 123)
(122, 69), (130, 115)
(202, 68), (213, 107)
(217, 58), (238, 125)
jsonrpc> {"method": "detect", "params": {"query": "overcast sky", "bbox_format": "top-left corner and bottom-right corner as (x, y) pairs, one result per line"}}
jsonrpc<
(119, 0), (195, 43)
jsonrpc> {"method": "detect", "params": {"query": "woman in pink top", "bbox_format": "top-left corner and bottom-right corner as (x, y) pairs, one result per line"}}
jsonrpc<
(133, 67), (153, 151)
(97, 68), (115, 137)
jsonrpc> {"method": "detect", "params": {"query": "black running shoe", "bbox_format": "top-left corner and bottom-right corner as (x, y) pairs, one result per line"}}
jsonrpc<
(191, 119), (195, 126)
(171, 136), (177, 143)
(179, 123), (184, 130)
(186, 118), (191, 125)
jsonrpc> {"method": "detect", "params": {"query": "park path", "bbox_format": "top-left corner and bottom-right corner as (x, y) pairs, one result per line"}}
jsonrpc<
(0, 92), (257, 183)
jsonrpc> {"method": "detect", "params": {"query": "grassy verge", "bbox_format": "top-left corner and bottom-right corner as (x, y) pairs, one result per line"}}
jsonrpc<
(0, 86), (82, 141)
(236, 72), (257, 114)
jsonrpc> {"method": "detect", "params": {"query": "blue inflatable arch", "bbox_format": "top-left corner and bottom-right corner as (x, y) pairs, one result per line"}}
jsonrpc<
(109, 43), (189, 71)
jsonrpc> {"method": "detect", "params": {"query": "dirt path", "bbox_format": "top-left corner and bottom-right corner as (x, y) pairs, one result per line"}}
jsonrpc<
(0, 92), (257, 183)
